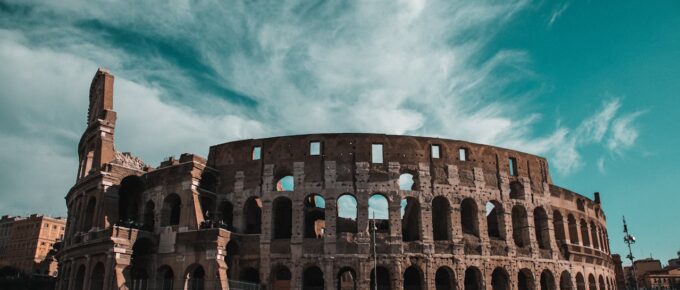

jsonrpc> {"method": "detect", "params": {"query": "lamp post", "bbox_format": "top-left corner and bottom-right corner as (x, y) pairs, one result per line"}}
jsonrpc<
(623, 216), (638, 290)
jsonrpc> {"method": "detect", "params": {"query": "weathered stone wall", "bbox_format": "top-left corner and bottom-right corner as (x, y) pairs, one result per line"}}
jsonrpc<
(56, 69), (616, 290)
(204, 134), (615, 290)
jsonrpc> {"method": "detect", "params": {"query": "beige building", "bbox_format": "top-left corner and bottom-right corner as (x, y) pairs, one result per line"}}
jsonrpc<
(0, 214), (66, 276)
(643, 268), (680, 289)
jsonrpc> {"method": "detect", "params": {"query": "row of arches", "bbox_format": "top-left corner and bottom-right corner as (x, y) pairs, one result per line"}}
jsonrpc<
(62, 262), (206, 290)
(227, 193), (600, 254)
(227, 263), (614, 290)
(72, 175), (184, 235)
(553, 211), (610, 253)
(223, 192), (608, 255)
(272, 174), (529, 199)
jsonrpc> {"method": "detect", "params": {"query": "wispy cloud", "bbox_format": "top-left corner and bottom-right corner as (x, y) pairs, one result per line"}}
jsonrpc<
(597, 157), (606, 173)
(548, 2), (570, 28)
(0, 0), (642, 214)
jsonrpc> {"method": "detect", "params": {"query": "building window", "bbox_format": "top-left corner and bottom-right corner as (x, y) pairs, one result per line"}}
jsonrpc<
(310, 141), (321, 156)
(509, 157), (517, 176)
(431, 145), (440, 159)
(459, 148), (468, 161)
(252, 146), (261, 160)
(371, 144), (383, 164)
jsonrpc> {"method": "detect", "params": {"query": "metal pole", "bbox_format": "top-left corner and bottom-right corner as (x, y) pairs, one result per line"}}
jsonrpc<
(623, 216), (639, 290)
(373, 211), (378, 290)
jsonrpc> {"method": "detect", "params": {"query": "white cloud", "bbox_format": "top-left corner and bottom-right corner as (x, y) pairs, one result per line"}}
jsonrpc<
(0, 30), (265, 215)
(607, 111), (643, 154)
(548, 2), (571, 28)
(0, 1), (644, 215)
(597, 157), (606, 173)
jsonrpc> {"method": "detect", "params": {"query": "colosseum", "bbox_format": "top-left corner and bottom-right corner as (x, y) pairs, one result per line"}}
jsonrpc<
(55, 69), (616, 290)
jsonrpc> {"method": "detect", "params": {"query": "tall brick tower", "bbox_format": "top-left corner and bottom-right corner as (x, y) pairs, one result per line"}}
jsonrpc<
(56, 69), (230, 290)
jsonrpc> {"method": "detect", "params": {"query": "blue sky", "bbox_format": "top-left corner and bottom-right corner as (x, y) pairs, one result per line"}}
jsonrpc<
(0, 0), (678, 264)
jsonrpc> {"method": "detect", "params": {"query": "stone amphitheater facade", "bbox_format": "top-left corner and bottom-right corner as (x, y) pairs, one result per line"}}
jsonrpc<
(55, 69), (616, 290)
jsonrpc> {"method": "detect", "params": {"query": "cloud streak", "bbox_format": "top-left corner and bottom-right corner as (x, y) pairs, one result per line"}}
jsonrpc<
(0, 0), (642, 215)
(548, 2), (570, 27)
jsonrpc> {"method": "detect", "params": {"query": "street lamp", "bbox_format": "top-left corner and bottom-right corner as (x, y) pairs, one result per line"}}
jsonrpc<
(623, 216), (639, 290)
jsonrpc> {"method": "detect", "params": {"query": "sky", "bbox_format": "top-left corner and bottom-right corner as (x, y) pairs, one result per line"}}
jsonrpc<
(0, 0), (678, 264)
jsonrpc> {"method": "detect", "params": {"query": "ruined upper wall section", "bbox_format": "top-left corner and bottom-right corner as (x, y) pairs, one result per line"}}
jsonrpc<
(206, 133), (552, 192)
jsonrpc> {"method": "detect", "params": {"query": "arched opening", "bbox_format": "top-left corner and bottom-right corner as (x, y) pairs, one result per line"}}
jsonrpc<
(119, 175), (144, 224)
(403, 266), (422, 290)
(580, 219), (591, 247)
(161, 194), (181, 227)
(143, 201), (155, 231)
(302, 266), (324, 290)
(588, 274), (596, 290)
(369, 194), (390, 233)
(509, 181), (525, 199)
(399, 173), (415, 191)
(597, 228), (605, 252)
(59, 265), (71, 290)
(157, 266), (174, 290)
(304, 194), (326, 238)
(576, 199), (585, 211)
(243, 197), (262, 234)
(491, 267), (510, 290)
(218, 201), (234, 229)
(337, 267), (356, 290)
(239, 267), (260, 284)
(272, 265), (291, 290)
(276, 176), (294, 191)
(541, 270), (556, 290)
(590, 222), (600, 250)
(519, 268), (536, 290)
(74, 265), (86, 290)
(337, 194), (358, 233)
(90, 262), (105, 290)
(370, 266), (391, 290)
(461, 198), (479, 237)
(186, 265), (205, 290)
(199, 195), (215, 222)
(83, 197), (97, 231)
(534, 207), (551, 250)
(272, 197), (292, 239)
(432, 196), (452, 241)
(598, 276), (605, 290)
(224, 241), (239, 278)
(130, 238), (154, 290)
(559, 271), (572, 290)
(568, 215), (579, 244)
(553, 211), (566, 243)
(198, 172), (217, 192)
(435, 266), (455, 290)
(464, 267), (483, 290)
(401, 197), (421, 241)
(512, 205), (530, 248)
(486, 201), (505, 240)
(576, 273), (586, 290)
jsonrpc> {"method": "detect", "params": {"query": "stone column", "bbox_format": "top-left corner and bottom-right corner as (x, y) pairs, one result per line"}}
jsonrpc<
(82, 256), (92, 290)
(324, 193), (337, 255)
